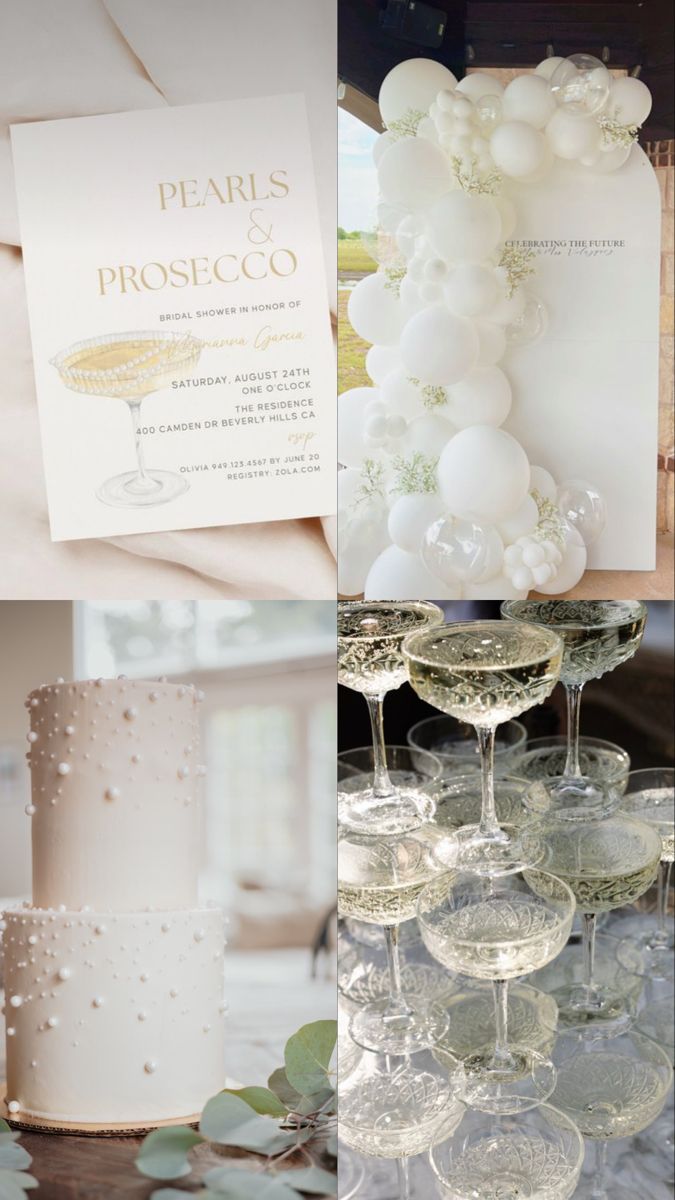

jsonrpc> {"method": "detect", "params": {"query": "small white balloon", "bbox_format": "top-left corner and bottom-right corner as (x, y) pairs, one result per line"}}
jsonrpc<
(422, 515), (503, 584)
(348, 272), (404, 347)
(438, 426), (531, 523)
(546, 110), (600, 160)
(534, 56), (565, 81)
(381, 368), (428, 420)
(475, 319), (507, 365)
(338, 387), (381, 468)
(502, 75), (556, 129)
(496, 493), (539, 542)
(529, 465), (557, 502)
(395, 214), (423, 259)
(366, 344), (401, 384)
(606, 76), (652, 127)
(490, 121), (547, 178)
(549, 54), (611, 118)
(449, 366), (512, 428)
(444, 263), (499, 317)
(364, 544), (462, 600)
(407, 413), (455, 457)
(379, 58), (458, 128)
(388, 493), (445, 553)
(557, 478), (607, 546)
(535, 521), (587, 594)
(399, 275), (425, 316)
(494, 195), (517, 240)
(372, 131), (396, 165)
(456, 73), (504, 104)
(378, 136), (452, 210)
(428, 191), (502, 262)
(400, 305), (479, 386)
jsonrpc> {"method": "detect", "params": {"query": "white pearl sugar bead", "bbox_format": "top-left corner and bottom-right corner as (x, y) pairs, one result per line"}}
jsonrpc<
(27, 731), (38, 743)
(105, 787), (120, 801)
(124, 707), (138, 721)
(10, 995), (23, 1008)
(177, 765), (190, 779)
(65, 725), (75, 736)
(25, 805), (36, 816)
(149, 691), (159, 702)
(8, 1100), (20, 1113)
(194, 929), (206, 942)
(95, 924), (107, 935)
(92, 996), (105, 1007)
(57, 762), (71, 776)
(47, 1016), (59, 1028)
(58, 967), (72, 981)
(7, 1027), (16, 1037)
(138, 1010), (148, 1021)
(144, 1060), (158, 1074)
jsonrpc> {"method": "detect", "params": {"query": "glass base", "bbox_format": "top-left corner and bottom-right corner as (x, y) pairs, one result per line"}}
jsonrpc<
(337, 783), (436, 836)
(337, 1153), (366, 1200)
(96, 469), (189, 508)
(454, 823), (543, 876)
(553, 982), (635, 1031)
(460, 1044), (556, 1114)
(349, 996), (449, 1054)
(574, 1182), (638, 1200)
(516, 737), (630, 792)
(527, 774), (620, 820)
(617, 927), (675, 981)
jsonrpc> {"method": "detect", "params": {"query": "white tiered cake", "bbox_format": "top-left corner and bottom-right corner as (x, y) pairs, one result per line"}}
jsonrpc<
(2, 676), (226, 1127)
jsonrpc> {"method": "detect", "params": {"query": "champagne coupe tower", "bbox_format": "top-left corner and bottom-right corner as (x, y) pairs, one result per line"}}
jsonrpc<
(2, 676), (226, 1128)
(51, 331), (203, 508)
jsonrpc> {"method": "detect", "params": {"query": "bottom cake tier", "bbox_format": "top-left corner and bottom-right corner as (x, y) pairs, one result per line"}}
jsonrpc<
(2, 905), (226, 1124)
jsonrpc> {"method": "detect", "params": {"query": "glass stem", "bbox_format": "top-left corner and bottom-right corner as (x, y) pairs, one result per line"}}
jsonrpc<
(365, 693), (391, 798)
(654, 859), (671, 943)
(563, 682), (584, 779)
(128, 399), (148, 483)
(581, 911), (600, 1007)
(491, 979), (516, 1070)
(589, 1139), (609, 1200)
(396, 1157), (411, 1200)
(477, 725), (500, 840)
(383, 924), (413, 1025)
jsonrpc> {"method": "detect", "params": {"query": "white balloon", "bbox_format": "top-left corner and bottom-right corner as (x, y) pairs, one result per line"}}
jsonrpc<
(449, 366), (512, 428)
(456, 73), (504, 103)
(378, 137), (452, 210)
(396, 214), (423, 259)
(388, 493), (445, 554)
(407, 413), (455, 457)
(380, 368), (428, 420)
(438, 426), (531, 523)
(487, 286), (526, 327)
(529, 465), (557, 502)
(417, 116), (440, 143)
(372, 131), (396, 165)
(444, 263), (499, 317)
(494, 195), (517, 240)
(475, 319), (507, 365)
(535, 522), (587, 594)
(348, 272), (404, 346)
(364, 544), (462, 600)
(428, 191), (502, 262)
(534, 57), (564, 82)
(400, 305), (479, 386)
(339, 506), (391, 597)
(399, 275), (425, 316)
(502, 75), (556, 128)
(496, 493), (539, 541)
(518, 139), (555, 182)
(337, 467), (364, 514)
(366, 344), (401, 385)
(606, 76), (652, 127)
(586, 143), (632, 173)
(338, 387), (381, 468)
(490, 121), (547, 178)
(546, 110), (600, 160)
(379, 58), (458, 129)
(463, 573), (529, 600)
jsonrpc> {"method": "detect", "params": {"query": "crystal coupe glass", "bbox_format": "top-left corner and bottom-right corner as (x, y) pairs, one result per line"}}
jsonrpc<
(51, 330), (202, 506)
(617, 767), (675, 981)
(337, 601), (443, 834)
(337, 745), (442, 837)
(403, 620), (563, 874)
(417, 868), (575, 1113)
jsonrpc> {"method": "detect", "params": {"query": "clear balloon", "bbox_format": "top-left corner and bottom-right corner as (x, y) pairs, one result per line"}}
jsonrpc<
(475, 94), (502, 134)
(549, 54), (611, 118)
(534, 521), (587, 594)
(506, 293), (548, 346)
(556, 478), (607, 546)
(422, 515), (504, 583)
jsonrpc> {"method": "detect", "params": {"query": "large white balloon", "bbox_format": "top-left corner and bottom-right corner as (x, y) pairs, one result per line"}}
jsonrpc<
(338, 387), (381, 468)
(407, 412), (455, 457)
(364, 544), (462, 600)
(449, 366), (512, 428)
(388, 493), (445, 554)
(400, 305), (479, 386)
(475, 319), (507, 365)
(546, 110), (600, 160)
(444, 263), (499, 317)
(438, 426), (531, 522)
(535, 522), (587, 594)
(487, 286), (526, 327)
(378, 137), (452, 210)
(379, 59), (458, 129)
(372, 131), (396, 165)
(502, 75), (556, 129)
(381, 368), (428, 420)
(339, 505), (391, 597)
(587, 143), (632, 173)
(496, 493), (539, 541)
(456, 73), (504, 103)
(529, 465), (557, 503)
(348, 272), (404, 346)
(494, 195), (517, 240)
(490, 121), (547, 178)
(606, 76), (652, 127)
(428, 191), (502, 262)
(366, 344), (401, 385)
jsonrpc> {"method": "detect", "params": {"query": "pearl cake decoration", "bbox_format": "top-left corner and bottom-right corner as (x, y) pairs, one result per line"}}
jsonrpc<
(2, 677), (226, 1127)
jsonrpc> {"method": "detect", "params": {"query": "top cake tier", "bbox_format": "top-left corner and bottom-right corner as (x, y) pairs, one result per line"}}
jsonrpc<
(27, 678), (203, 912)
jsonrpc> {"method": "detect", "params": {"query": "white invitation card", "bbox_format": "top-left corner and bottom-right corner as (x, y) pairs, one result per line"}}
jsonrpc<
(11, 94), (335, 541)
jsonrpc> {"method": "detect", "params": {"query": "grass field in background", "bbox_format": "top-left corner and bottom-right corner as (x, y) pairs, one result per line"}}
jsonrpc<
(338, 291), (370, 394)
(338, 238), (377, 275)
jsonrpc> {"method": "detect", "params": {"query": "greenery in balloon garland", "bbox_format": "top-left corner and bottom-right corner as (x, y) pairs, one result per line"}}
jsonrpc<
(135, 1020), (337, 1199)
(498, 244), (537, 298)
(449, 155), (502, 195)
(354, 458), (387, 507)
(383, 263), (408, 296)
(531, 489), (567, 548)
(597, 116), (640, 148)
(0, 1119), (38, 1198)
(391, 452), (439, 496)
(408, 377), (449, 411)
(387, 108), (427, 140)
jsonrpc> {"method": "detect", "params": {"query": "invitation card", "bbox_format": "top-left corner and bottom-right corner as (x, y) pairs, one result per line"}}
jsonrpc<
(11, 94), (335, 541)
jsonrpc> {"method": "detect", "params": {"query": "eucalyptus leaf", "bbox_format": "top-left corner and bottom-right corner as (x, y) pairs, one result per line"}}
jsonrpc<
(203, 1166), (299, 1197)
(200, 1093), (294, 1154)
(267, 1068), (303, 1110)
(280, 1167), (337, 1195)
(0, 1124), (9, 1135)
(325, 1134), (337, 1158)
(0, 1144), (31, 1172)
(136, 1127), (204, 1180)
(284, 1022), (336, 1097)
(223, 1087), (288, 1118)
(0, 1172), (33, 1200)
(291, 1089), (335, 1119)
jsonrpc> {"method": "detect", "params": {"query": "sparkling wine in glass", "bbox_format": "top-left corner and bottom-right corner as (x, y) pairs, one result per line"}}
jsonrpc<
(617, 767), (675, 981)
(51, 330), (203, 507)
(417, 868), (575, 1113)
(337, 601), (443, 834)
(501, 601), (646, 814)
(403, 620), (563, 874)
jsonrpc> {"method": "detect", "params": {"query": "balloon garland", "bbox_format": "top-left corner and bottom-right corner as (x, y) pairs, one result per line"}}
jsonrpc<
(339, 54), (652, 599)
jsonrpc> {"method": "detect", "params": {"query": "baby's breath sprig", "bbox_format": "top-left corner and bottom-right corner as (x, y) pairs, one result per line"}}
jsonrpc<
(391, 452), (439, 496)
(450, 155), (502, 196)
(408, 377), (448, 410)
(531, 488), (566, 549)
(387, 109), (428, 140)
(354, 458), (387, 506)
(597, 116), (640, 148)
(383, 263), (407, 296)
(499, 244), (537, 298)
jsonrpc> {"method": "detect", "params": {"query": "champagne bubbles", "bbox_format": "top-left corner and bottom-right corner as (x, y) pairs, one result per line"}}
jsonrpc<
(438, 426), (531, 523)
(549, 54), (611, 118)
(557, 478), (607, 546)
(606, 76), (652, 127)
(490, 122), (547, 179)
(506, 294), (548, 346)
(502, 75), (556, 129)
(422, 514), (503, 584)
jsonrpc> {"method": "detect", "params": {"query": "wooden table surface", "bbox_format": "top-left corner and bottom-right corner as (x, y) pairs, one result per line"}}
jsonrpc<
(2, 949), (336, 1199)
